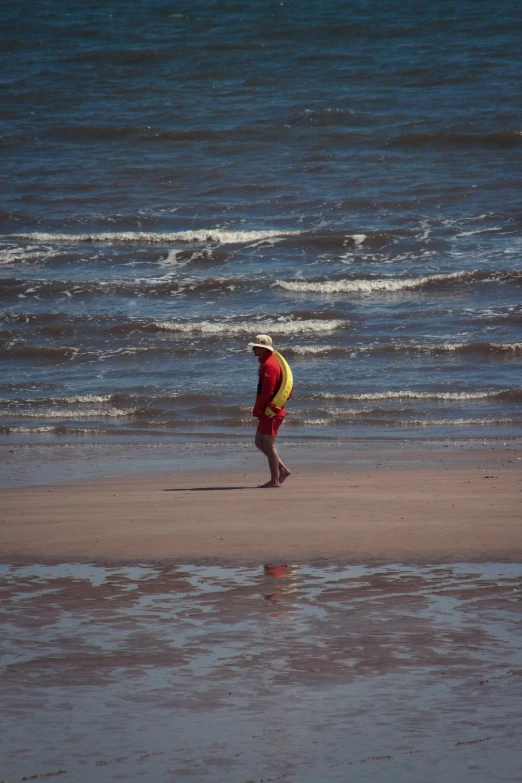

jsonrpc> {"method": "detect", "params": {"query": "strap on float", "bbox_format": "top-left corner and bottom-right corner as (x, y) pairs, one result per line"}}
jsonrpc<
(265, 400), (282, 418)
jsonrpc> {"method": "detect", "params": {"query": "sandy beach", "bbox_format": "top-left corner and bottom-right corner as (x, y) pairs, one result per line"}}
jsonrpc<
(1, 441), (520, 564)
(2, 440), (522, 783)
(4, 1), (522, 779)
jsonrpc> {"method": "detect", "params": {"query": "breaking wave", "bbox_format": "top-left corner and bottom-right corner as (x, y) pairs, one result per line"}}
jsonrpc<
(318, 389), (522, 402)
(285, 345), (343, 356)
(402, 341), (522, 355)
(0, 425), (175, 436)
(281, 342), (522, 358)
(0, 408), (137, 419)
(154, 318), (348, 336)
(11, 229), (301, 245)
(1, 338), (517, 365)
(397, 417), (520, 427)
(0, 246), (58, 265)
(0, 392), (216, 408)
(283, 415), (522, 428)
(275, 270), (522, 294)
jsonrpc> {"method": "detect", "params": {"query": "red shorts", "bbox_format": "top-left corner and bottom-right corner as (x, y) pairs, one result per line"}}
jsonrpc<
(256, 414), (285, 436)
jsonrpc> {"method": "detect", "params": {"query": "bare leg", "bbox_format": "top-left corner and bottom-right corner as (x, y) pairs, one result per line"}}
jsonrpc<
(255, 431), (277, 485)
(255, 430), (268, 456)
(278, 462), (292, 484)
(255, 431), (291, 484)
(255, 433), (291, 487)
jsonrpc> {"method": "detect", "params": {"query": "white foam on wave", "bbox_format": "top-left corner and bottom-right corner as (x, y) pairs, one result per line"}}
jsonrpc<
(418, 341), (522, 353)
(154, 318), (348, 336)
(319, 390), (507, 401)
(456, 227), (503, 238)
(462, 304), (522, 319)
(160, 249), (202, 267)
(442, 214), (492, 227)
(62, 394), (113, 403)
(362, 341), (522, 354)
(325, 407), (387, 416)
(0, 408), (136, 419)
(275, 271), (470, 294)
(3, 426), (92, 434)
(400, 417), (516, 427)
(288, 341), (522, 357)
(12, 229), (301, 245)
(287, 345), (340, 355)
(290, 415), (518, 428)
(100, 346), (155, 358)
(493, 342), (522, 352)
(4, 394), (113, 405)
(0, 246), (56, 265)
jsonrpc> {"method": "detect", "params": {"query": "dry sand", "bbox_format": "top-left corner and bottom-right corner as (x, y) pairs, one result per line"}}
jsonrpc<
(1, 442), (520, 563)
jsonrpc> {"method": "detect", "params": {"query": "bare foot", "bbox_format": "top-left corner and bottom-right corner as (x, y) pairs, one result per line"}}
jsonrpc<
(258, 480), (281, 488)
(279, 466), (291, 484)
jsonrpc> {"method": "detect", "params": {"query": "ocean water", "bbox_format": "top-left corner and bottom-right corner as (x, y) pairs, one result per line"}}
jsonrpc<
(1, 0), (521, 444)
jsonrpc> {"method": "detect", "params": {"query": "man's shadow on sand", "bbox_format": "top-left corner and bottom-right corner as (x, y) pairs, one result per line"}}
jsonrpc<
(163, 486), (256, 492)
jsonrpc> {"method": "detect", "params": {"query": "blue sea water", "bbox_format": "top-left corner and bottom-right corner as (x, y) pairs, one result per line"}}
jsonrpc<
(1, 0), (521, 443)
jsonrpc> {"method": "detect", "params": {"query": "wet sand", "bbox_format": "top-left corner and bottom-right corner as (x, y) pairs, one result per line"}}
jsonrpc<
(1, 442), (521, 782)
(2, 561), (522, 783)
(0, 441), (520, 564)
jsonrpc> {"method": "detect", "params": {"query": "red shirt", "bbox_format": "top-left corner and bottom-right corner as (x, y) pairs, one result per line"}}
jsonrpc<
(252, 350), (285, 418)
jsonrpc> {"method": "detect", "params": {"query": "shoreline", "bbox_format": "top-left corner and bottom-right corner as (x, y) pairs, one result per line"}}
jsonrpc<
(1, 435), (521, 488)
(1, 439), (520, 566)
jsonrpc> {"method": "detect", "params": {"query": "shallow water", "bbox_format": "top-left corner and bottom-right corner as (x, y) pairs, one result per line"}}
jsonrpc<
(1, 438), (518, 488)
(2, 561), (522, 782)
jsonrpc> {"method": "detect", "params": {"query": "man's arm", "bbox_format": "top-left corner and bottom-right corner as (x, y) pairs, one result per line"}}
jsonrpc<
(253, 363), (279, 417)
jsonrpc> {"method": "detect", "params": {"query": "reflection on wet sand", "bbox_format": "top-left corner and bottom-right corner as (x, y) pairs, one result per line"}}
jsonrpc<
(1, 561), (522, 782)
(263, 563), (299, 604)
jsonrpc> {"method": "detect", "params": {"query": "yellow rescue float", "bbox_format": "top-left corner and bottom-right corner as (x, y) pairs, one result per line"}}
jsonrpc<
(265, 350), (293, 418)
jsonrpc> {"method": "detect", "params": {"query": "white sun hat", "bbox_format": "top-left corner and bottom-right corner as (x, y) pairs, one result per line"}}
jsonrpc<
(247, 334), (274, 351)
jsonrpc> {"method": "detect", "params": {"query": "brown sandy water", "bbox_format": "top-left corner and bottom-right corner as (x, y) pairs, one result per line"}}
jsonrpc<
(2, 562), (522, 782)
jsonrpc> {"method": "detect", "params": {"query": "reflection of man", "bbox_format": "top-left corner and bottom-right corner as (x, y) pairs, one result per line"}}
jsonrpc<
(248, 334), (291, 488)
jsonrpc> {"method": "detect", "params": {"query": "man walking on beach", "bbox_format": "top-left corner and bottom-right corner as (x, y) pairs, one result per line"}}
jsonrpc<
(248, 334), (292, 488)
